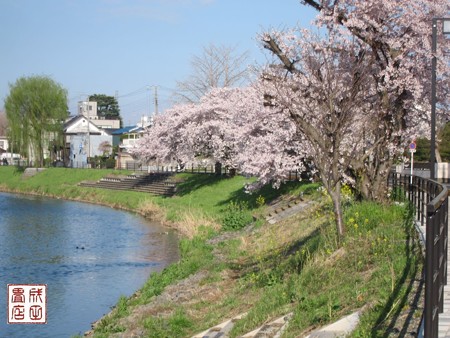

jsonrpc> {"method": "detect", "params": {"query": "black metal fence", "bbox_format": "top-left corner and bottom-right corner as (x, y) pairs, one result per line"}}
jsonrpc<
(123, 161), (233, 175)
(389, 172), (448, 337)
(8, 159), (309, 180)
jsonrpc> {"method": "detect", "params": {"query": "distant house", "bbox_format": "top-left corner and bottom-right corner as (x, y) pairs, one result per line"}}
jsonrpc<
(62, 101), (122, 168)
(0, 121), (61, 166)
(114, 116), (152, 170)
(0, 135), (8, 154)
(63, 115), (115, 168)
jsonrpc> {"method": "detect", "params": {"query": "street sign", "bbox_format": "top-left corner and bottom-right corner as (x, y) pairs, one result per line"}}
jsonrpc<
(410, 141), (416, 183)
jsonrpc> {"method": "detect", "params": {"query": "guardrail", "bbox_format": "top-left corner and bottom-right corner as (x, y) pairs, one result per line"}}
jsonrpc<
(122, 161), (233, 175)
(389, 172), (448, 337)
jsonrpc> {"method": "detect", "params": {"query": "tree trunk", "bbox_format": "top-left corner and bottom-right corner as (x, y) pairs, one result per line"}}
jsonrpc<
(356, 159), (392, 201)
(214, 161), (222, 176)
(436, 147), (442, 163)
(329, 183), (345, 239)
(228, 167), (236, 177)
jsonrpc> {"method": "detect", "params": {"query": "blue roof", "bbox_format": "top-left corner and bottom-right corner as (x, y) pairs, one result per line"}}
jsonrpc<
(111, 126), (136, 135)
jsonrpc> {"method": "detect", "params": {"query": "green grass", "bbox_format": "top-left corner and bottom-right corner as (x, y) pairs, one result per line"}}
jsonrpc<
(143, 308), (194, 337)
(0, 167), (313, 222)
(94, 199), (419, 338)
(0, 166), (134, 202)
(0, 167), (422, 337)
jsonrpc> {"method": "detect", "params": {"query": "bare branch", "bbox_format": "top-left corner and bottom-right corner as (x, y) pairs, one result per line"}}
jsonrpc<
(172, 44), (250, 104)
(263, 36), (299, 74)
(301, 0), (322, 11)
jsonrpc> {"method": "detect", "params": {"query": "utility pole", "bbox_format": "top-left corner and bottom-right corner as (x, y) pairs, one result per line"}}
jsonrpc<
(83, 99), (90, 167)
(146, 85), (159, 115)
(430, 18), (450, 180)
(154, 86), (158, 115)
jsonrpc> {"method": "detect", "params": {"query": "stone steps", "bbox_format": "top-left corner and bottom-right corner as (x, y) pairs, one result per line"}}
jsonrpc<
(192, 311), (360, 338)
(22, 168), (46, 178)
(79, 173), (179, 196)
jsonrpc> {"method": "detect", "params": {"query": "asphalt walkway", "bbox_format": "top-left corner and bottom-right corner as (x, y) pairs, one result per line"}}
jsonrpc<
(438, 206), (450, 338)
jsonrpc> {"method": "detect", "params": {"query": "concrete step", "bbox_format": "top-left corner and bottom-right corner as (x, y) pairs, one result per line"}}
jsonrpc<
(241, 313), (292, 338)
(191, 310), (360, 338)
(192, 313), (247, 338)
(79, 173), (179, 196)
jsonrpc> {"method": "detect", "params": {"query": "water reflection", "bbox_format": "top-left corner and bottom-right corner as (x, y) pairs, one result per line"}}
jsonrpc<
(0, 192), (179, 337)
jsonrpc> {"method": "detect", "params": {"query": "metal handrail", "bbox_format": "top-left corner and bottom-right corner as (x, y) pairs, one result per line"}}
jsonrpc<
(425, 182), (448, 337)
(389, 172), (448, 337)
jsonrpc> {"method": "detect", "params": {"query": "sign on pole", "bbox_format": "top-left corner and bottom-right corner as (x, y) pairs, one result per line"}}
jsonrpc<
(410, 141), (416, 183)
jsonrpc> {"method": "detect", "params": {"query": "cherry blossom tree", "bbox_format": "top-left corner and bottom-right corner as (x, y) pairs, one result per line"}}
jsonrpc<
(246, 31), (373, 236)
(131, 103), (197, 167)
(292, 0), (450, 200)
(132, 0), (450, 239)
(132, 87), (259, 171)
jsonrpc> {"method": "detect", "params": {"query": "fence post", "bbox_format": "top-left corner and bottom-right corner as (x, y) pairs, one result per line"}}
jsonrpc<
(425, 203), (437, 337)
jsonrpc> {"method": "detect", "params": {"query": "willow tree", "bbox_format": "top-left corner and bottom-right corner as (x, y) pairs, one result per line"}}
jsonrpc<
(4, 76), (68, 167)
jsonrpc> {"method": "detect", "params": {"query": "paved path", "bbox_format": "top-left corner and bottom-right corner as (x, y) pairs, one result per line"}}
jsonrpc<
(439, 265), (450, 337)
(439, 202), (450, 337)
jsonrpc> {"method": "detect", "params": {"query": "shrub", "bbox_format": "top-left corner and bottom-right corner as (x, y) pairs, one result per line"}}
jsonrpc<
(221, 201), (253, 230)
(105, 158), (116, 169)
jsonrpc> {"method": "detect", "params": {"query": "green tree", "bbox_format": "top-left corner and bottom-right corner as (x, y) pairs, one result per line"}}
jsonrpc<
(438, 122), (450, 162)
(4, 76), (68, 167)
(413, 122), (450, 163)
(414, 138), (431, 162)
(0, 111), (7, 137)
(89, 94), (122, 125)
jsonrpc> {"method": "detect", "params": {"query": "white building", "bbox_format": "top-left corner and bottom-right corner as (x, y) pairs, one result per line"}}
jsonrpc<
(77, 101), (120, 129)
(78, 101), (98, 120)
(0, 135), (8, 153)
(64, 115), (114, 167)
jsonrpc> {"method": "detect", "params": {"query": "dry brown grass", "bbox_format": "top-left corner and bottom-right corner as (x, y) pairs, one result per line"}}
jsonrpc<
(241, 204), (325, 258)
(137, 199), (166, 222)
(176, 210), (221, 239)
(137, 200), (221, 239)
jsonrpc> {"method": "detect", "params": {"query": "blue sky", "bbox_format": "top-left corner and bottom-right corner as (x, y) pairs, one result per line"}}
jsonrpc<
(1, 0), (317, 125)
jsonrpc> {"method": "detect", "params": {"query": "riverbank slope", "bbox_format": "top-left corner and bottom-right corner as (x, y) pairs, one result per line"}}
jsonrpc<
(0, 167), (423, 337)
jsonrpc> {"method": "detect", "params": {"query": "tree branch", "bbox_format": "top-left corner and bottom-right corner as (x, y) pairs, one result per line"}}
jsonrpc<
(263, 36), (298, 74)
(301, 0), (322, 11)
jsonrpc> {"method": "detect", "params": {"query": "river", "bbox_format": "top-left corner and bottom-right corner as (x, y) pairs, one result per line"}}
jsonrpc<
(0, 192), (179, 337)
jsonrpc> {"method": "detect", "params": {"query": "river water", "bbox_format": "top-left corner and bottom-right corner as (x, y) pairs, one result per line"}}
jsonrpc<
(0, 192), (179, 337)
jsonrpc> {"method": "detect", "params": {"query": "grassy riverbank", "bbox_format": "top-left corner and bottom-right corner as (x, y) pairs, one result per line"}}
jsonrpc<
(0, 167), (423, 337)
